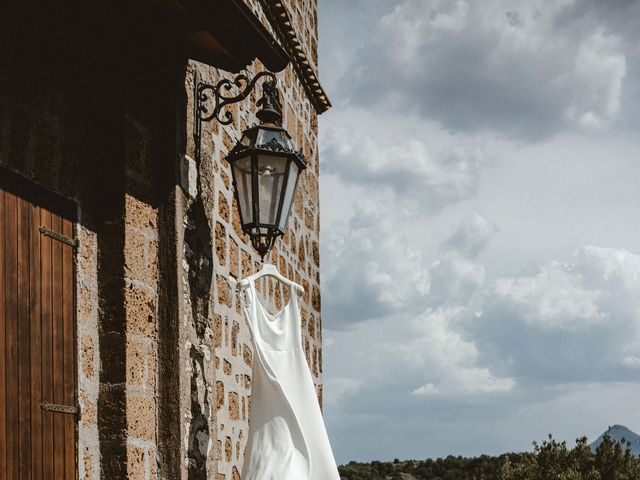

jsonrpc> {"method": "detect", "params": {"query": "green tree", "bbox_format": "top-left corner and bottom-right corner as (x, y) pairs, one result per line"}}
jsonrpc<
(500, 434), (640, 480)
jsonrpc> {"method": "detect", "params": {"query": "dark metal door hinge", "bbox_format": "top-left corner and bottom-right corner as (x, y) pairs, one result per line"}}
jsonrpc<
(39, 226), (78, 248)
(40, 402), (78, 415)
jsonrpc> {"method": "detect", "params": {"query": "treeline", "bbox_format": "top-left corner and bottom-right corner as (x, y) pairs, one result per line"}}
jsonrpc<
(339, 453), (521, 480)
(339, 435), (640, 480)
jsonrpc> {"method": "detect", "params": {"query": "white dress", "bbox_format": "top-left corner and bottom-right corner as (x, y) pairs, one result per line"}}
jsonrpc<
(240, 277), (340, 480)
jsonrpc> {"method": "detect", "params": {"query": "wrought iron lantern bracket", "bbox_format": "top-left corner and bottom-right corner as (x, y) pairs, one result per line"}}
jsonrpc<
(192, 70), (303, 261)
(195, 71), (278, 126)
(193, 71), (282, 160)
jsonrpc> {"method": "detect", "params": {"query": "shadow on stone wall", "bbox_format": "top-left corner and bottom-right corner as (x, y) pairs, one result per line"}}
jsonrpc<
(0, 3), (190, 473)
(184, 184), (213, 478)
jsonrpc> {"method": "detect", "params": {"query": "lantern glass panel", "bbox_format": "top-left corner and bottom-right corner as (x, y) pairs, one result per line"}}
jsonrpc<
(257, 154), (288, 227)
(256, 128), (294, 151)
(278, 160), (300, 231)
(232, 154), (253, 225)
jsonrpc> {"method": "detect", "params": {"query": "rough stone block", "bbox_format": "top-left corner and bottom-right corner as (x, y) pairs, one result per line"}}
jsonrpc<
(317, 383), (323, 410)
(216, 381), (225, 410)
(218, 193), (230, 222)
(229, 238), (239, 278)
(81, 335), (95, 378)
(242, 344), (252, 367)
(293, 188), (304, 217)
(308, 314), (315, 339)
(228, 392), (239, 420)
(241, 249), (252, 277)
(298, 238), (305, 263)
(79, 391), (97, 428)
(232, 201), (244, 239)
(214, 314), (223, 348)
(126, 393), (156, 441)
(304, 208), (314, 230)
(126, 336), (155, 389)
(311, 286), (321, 311)
(225, 436), (232, 462)
(147, 237), (159, 284)
(215, 222), (227, 266)
(125, 193), (157, 229)
(149, 448), (158, 479)
(220, 168), (231, 190)
(179, 154), (198, 199)
(83, 447), (94, 479)
(124, 229), (153, 284)
(312, 241), (319, 267)
(126, 444), (146, 479)
(232, 465), (241, 480)
(124, 284), (157, 338)
(274, 284), (282, 310)
(217, 274), (232, 307)
(78, 283), (95, 326)
(78, 227), (96, 275)
(231, 321), (239, 356)
(312, 346), (319, 377)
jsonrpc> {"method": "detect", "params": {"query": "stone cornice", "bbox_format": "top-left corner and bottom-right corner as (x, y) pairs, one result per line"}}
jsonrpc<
(258, 0), (331, 114)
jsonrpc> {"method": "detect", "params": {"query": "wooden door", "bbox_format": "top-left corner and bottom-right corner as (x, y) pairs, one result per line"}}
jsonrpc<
(0, 169), (77, 480)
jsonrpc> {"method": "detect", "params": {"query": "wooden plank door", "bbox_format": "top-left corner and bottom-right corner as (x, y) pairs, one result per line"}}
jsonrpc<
(0, 169), (77, 480)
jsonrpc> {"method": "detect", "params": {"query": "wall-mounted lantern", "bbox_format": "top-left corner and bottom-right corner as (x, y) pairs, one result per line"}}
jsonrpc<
(194, 72), (306, 258)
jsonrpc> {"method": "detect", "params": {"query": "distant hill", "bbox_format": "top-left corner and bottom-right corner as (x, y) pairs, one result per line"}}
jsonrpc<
(590, 425), (640, 456)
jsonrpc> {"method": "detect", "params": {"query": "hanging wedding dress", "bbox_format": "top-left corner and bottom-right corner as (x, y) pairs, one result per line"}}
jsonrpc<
(240, 276), (340, 480)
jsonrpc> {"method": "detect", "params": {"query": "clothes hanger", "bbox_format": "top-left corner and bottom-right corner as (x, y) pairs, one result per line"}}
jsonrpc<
(237, 256), (304, 294)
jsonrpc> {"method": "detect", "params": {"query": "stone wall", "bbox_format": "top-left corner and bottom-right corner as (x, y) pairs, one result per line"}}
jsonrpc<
(172, 1), (324, 477)
(0, 55), (181, 479)
(181, 50), (322, 480)
(0, 0), (323, 477)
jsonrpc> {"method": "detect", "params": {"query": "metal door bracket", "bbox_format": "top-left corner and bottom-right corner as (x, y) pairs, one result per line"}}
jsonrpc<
(39, 226), (78, 248)
(40, 402), (78, 415)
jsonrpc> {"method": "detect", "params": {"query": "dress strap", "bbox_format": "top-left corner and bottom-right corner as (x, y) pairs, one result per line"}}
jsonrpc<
(240, 277), (254, 310)
(286, 283), (302, 345)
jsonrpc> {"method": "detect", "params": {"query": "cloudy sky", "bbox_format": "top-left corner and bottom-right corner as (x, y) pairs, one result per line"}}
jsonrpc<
(316, 0), (640, 465)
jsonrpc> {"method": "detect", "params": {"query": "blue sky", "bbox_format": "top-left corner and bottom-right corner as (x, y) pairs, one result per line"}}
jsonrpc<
(316, 0), (640, 465)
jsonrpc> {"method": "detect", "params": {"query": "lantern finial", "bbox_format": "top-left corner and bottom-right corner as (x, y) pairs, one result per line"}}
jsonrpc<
(256, 81), (282, 125)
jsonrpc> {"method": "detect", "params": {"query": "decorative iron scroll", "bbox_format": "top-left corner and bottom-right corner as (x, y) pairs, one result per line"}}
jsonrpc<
(196, 71), (277, 126)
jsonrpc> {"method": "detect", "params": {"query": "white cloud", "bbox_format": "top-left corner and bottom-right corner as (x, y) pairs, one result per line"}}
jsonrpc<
(345, 0), (628, 139)
(440, 212), (499, 259)
(429, 257), (485, 306)
(568, 30), (626, 129)
(320, 125), (486, 214)
(622, 354), (640, 369)
(319, 0), (640, 463)
(324, 377), (364, 408)
(321, 202), (429, 327)
(475, 246), (640, 382)
(493, 261), (606, 330)
(429, 212), (498, 305)
(574, 246), (640, 292)
(401, 214), (513, 397)
(412, 382), (440, 396)
(404, 306), (516, 397)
